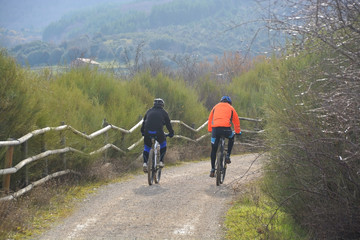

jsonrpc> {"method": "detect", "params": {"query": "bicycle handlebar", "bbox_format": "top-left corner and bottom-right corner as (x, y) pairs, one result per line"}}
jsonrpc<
(165, 133), (174, 138)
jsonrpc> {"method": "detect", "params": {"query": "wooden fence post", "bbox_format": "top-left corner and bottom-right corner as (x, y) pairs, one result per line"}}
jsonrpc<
(60, 121), (66, 169)
(21, 141), (29, 186)
(3, 140), (14, 194)
(102, 118), (109, 162)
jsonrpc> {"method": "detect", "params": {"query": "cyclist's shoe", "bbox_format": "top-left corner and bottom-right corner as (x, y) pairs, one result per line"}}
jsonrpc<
(225, 155), (231, 164)
(159, 161), (164, 168)
(143, 162), (148, 173)
(209, 169), (215, 178)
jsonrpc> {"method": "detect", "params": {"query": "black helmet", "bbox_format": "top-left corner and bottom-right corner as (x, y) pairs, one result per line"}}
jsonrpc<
(154, 98), (165, 108)
(220, 96), (232, 105)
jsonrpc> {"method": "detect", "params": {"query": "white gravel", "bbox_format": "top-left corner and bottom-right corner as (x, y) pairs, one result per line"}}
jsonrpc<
(36, 153), (264, 240)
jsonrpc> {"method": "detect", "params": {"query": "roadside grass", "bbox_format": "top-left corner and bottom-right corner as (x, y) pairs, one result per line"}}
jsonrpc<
(225, 180), (308, 240)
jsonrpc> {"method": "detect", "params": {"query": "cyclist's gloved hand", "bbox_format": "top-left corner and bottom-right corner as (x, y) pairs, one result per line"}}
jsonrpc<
(236, 131), (242, 135)
(168, 132), (174, 138)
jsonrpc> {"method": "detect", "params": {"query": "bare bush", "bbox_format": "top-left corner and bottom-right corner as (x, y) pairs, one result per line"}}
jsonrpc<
(261, 0), (360, 238)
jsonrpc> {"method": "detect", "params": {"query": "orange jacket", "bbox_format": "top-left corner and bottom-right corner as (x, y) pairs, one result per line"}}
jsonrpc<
(208, 102), (241, 133)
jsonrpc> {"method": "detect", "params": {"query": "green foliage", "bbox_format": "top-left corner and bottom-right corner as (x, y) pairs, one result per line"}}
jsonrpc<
(228, 59), (275, 118)
(225, 182), (307, 240)
(0, 49), (42, 143)
(193, 57), (273, 128)
(0, 49), (45, 188)
(194, 75), (223, 110)
(42, 72), (106, 132)
(132, 71), (208, 126)
(50, 68), (149, 128)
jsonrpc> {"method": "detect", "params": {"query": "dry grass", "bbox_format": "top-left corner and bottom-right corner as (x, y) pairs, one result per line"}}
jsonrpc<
(0, 178), (75, 239)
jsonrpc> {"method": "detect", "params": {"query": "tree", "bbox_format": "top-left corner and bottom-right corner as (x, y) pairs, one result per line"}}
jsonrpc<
(49, 48), (64, 65)
(27, 50), (50, 65)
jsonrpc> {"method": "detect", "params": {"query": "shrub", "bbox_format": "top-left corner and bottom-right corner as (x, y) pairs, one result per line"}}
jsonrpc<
(262, 51), (360, 239)
(0, 49), (44, 187)
(132, 71), (208, 126)
(0, 49), (42, 144)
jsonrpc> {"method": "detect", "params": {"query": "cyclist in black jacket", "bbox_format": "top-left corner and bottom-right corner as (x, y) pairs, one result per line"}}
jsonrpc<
(141, 98), (174, 172)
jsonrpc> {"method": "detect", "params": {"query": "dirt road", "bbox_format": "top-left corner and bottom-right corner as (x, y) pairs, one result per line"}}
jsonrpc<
(37, 153), (264, 240)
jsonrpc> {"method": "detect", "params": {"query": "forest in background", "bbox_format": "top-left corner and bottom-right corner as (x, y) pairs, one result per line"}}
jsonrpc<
(1, 0), (277, 67)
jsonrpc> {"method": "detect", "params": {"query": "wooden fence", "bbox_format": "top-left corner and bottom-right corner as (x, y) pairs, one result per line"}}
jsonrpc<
(0, 117), (263, 201)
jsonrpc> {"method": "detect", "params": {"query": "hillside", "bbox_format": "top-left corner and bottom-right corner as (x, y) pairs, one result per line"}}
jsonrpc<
(0, 0), (135, 31)
(3, 0), (276, 67)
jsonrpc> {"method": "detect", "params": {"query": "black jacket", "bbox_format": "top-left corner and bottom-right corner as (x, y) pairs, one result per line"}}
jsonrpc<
(141, 106), (174, 135)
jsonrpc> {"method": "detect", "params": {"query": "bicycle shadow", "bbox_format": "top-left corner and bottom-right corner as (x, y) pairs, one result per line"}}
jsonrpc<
(133, 184), (169, 197)
(204, 181), (233, 199)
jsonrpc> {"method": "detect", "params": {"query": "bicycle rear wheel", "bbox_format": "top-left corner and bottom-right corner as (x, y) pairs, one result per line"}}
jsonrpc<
(216, 138), (226, 186)
(148, 149), (154, 185)
(221, 161), (227, 183)
(216, 153), (223, 186)
(154, 143), (161, 184)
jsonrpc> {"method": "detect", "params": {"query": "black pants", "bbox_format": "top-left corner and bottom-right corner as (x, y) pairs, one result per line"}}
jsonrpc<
(210, 127), (234, 170)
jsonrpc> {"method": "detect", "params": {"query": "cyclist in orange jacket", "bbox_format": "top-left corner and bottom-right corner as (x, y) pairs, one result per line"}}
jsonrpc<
(208, 96), (241, 177)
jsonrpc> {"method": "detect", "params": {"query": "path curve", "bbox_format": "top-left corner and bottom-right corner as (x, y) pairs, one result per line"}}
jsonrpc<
(37, 153), (264, 240)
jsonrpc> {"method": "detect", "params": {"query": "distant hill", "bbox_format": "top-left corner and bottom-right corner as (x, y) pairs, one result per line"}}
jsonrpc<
(4, 0), (279, 67)
(0, 0), (134, 31)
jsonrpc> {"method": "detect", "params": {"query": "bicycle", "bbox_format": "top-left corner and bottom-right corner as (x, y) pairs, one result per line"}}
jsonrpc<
(147, 134), (168, 186)
(215, 135), (227, 186)
(214, 132), (241, 186)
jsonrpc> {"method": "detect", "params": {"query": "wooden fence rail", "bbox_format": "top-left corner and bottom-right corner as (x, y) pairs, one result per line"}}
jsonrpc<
(0, 117), (262, 201)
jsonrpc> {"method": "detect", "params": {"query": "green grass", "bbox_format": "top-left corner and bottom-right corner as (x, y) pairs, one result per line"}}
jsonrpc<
(224, 182), (308, 240)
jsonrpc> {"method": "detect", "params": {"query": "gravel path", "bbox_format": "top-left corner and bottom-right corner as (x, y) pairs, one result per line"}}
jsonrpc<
(37, 153), (264, 240)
